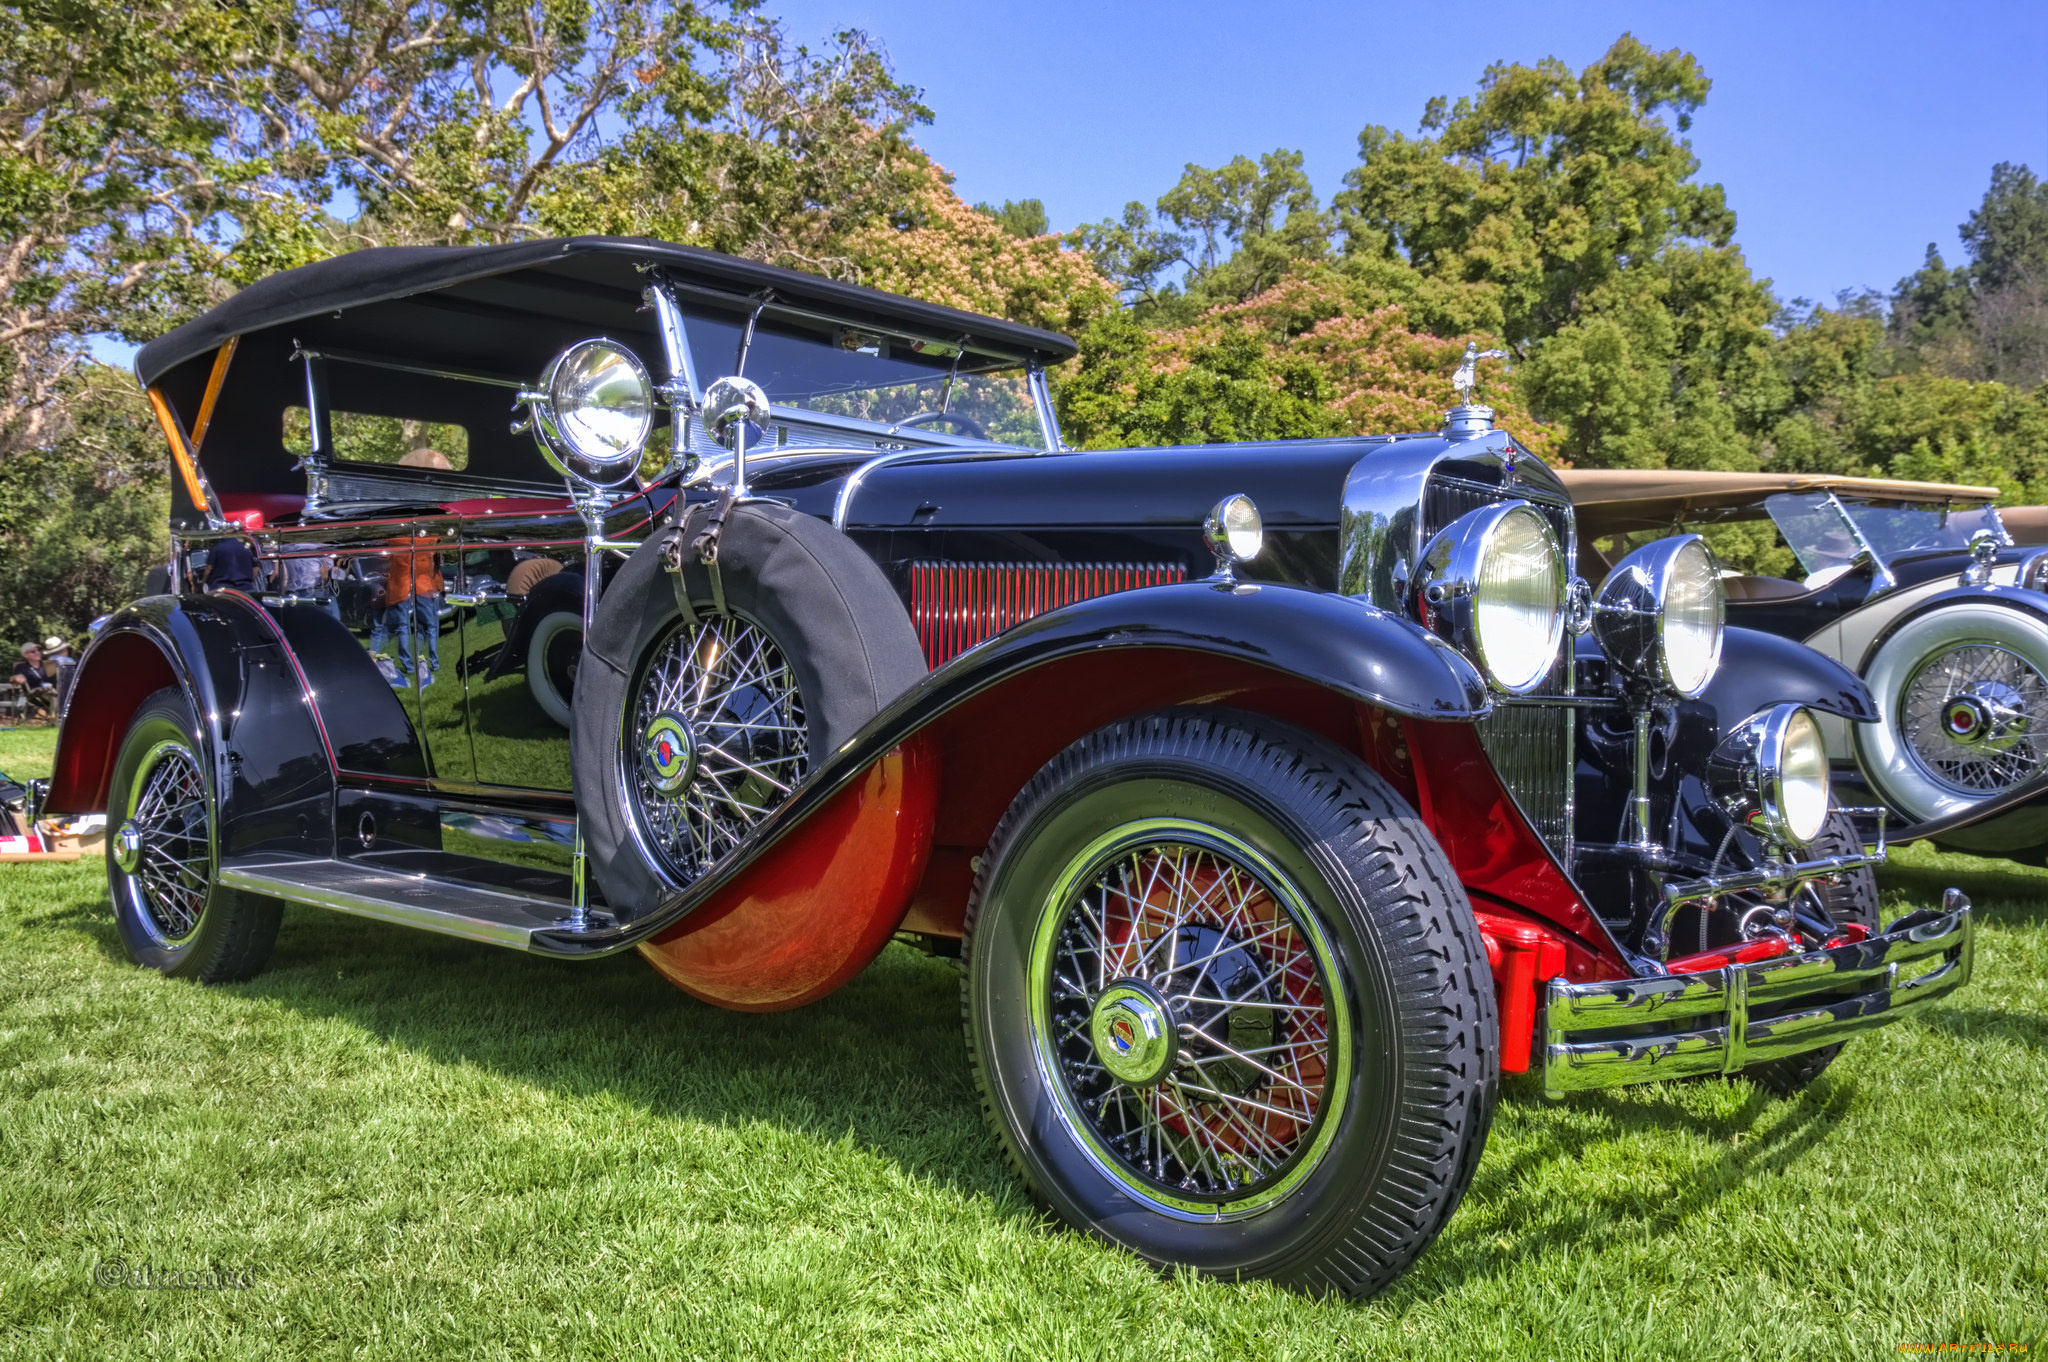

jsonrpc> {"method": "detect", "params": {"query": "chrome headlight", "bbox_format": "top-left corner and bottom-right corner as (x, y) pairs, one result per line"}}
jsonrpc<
(1414, 501), (1565, 694)
(1593, 534), (1725, 698)
(1708, 703), (1832, 846)
(523, 338), (653, 486)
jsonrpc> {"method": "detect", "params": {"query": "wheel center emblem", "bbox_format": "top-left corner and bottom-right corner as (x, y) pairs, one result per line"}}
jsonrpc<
(1089, 982), (1177, 1088)
(640, 712), (698, 794)
(112, 820), (143, 875)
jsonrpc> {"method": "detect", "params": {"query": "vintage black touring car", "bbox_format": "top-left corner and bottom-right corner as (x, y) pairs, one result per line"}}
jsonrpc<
(47, 239), (1975, 1297)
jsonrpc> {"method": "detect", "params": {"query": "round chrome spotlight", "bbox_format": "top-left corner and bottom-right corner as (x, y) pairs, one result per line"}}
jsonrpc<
(524, 338), (654, 486)
(1708, 703), (1832, 847)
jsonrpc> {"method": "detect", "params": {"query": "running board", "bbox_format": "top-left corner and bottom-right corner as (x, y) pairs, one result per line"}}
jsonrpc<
(220, 861), (590, 950)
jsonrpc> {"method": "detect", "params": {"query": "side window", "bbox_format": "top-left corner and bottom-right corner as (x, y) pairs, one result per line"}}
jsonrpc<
(284, 407), (472, 471)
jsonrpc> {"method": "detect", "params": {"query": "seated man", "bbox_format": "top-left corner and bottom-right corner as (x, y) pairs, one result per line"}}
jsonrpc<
(11, 644), (55, 715)
(43, 636), (77, 714)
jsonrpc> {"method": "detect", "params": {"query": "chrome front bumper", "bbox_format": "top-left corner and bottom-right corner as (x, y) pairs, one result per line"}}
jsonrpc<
(1542, 892), (1973, 1098)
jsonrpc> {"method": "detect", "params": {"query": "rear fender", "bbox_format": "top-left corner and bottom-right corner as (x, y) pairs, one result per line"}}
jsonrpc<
(49, 592), (336, 860)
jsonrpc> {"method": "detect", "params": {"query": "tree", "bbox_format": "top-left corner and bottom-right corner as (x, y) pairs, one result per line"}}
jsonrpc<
(0, 0), (272, 460)
(0, 363), (168, 646)
(1891, 162), (2048, 387)
(1333, 35), (1775, 469)
(974, 198), (1047, 239)
(1054, 307), (1336, 449)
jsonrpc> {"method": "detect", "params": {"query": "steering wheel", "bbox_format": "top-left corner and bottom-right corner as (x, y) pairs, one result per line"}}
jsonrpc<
(898, 410), (990, 440)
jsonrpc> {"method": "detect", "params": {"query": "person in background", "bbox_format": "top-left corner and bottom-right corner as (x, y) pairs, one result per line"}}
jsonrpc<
(43, 636), (77, 714)
(384, 526), (445, 684)
(11, 644), (55, 715)
(202, 532), (260, 593)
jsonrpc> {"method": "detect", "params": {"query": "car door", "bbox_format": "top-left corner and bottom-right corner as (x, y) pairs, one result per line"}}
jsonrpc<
(452, 506), (582, 792)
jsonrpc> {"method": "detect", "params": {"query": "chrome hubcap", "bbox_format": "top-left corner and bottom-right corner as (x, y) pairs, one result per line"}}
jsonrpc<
(118, 740), (211, 945)
(1030, 823), (1349, 1216)
(1902, 644), (2046, 793)
(1090, 982), (1177, 1087)
(112, 821), (143, 874)
(625, 611), (807, 882)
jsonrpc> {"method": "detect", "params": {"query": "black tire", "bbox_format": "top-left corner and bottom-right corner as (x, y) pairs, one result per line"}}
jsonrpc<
(573, 500), (927, 917)
(106, 687), (281, 982)
(1741, 807), (1880, 1096)
(963, 707), (1498, 1298)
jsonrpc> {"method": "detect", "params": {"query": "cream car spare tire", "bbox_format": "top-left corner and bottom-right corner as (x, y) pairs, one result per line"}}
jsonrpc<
(1855, 600), (2048, 823)
(571, 500), (929, 917)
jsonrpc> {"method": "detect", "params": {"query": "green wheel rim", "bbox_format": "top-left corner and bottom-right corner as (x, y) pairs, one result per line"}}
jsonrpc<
(1025, 818), (1352, 1220)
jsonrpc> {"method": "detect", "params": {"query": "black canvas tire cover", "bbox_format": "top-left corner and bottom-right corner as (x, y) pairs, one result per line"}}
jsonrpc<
(572, 500), (929, 916)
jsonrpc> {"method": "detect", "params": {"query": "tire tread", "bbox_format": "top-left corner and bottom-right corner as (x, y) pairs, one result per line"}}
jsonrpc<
(961, 706), (1498, 1298)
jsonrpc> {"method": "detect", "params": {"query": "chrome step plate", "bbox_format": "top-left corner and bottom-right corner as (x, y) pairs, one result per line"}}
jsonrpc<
(220, 860), (573, 950)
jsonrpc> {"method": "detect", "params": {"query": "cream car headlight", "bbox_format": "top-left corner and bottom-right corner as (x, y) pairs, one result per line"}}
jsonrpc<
(1414, 502), (1566, 694)
(1708, 703), (1832, 846)
(1593, 534), (1725, 698)
(521, 338), (654, 486)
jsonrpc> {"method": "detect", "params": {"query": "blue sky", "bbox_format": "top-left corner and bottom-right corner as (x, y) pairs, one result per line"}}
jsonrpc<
(766, 0), (2048, 309)
(86, 0), (2048, 367)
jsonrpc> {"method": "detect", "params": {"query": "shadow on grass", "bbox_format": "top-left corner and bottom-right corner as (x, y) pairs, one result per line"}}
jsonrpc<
(28, 875), (1883, 1299)
(1880, 854), (2048, 930)
(1922, 1005), (2048, 1052)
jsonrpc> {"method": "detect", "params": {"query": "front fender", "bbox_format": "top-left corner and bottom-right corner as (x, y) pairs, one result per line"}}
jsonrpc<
(50, 591), (335, 860)
(548, 580), (1488, 957)
(1698, 626), (1877, 724)
(1857, 583), (2048, 671)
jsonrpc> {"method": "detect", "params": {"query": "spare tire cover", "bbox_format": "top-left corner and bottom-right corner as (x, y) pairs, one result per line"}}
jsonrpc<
(572, 500), (928, 917)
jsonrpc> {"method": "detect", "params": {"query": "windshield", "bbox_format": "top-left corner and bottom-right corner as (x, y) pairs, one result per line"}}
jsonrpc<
(680, 308), (1052, 449)
(1766, 490), (2008, 577)
(1765, 492), (1867, 576)
(1843, 501), (2008, 559)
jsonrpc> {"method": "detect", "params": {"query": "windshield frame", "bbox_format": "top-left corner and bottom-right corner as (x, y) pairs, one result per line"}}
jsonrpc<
(1762, 489), (1898, 590)
(649, 274), (1065, 461)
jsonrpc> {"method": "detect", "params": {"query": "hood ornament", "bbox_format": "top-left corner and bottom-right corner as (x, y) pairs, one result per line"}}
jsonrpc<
(1444, 341), (1509, 440)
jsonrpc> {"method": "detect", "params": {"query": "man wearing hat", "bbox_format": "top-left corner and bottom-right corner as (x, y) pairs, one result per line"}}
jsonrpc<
(43, 636), (77, 714)
(11, 643), (55, 716)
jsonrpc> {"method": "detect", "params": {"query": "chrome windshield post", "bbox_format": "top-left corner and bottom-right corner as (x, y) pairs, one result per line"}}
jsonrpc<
(1028, 364), (1064, 450)
(642, 272), (703, 476)
(292, 342), (332, 518)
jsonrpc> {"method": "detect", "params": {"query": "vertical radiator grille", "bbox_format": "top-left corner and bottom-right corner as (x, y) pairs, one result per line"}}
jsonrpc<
(1476, 701), (1575, 866)
(909, 561), (1186, 668)
(1422, 476), (1575, 564)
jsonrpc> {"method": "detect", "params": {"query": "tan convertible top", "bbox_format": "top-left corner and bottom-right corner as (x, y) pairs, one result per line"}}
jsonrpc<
(1557, 469), (2000, 535)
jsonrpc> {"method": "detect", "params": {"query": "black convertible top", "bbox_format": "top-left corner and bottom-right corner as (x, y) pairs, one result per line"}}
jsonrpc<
(136, 236), (1079, 386)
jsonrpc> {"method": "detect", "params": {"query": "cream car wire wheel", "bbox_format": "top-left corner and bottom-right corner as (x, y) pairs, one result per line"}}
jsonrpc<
(1898, 642), (2047, 795)
(1857, 601), (2048, 821)
(116, 738), (213, 947)
(1028, 820), (1351, 1218)
(623, 609), (809, 883)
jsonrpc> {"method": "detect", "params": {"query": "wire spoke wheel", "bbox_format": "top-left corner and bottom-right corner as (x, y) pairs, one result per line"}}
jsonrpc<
(119, 739), (212, 946)
(1028, 821), (1350, 1218)
(624, 610), (808, 883)
(1899, 642), (2047, 795)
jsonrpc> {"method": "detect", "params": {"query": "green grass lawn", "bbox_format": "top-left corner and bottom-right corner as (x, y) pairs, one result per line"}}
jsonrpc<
(0, 724), (2042, 1359)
